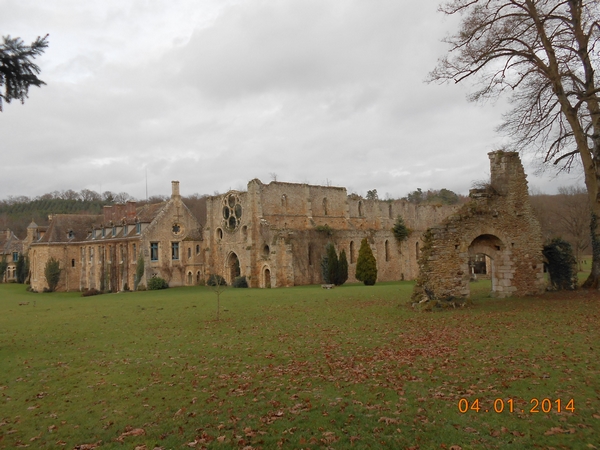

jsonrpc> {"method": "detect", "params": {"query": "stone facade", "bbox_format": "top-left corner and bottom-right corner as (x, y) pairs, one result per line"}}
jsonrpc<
(0, 229), (23, 282)
(28, 182), (204, 292)
(25, 179), (458, 291)
(412, 151), (546, 302)
(203, 179), (456, 288)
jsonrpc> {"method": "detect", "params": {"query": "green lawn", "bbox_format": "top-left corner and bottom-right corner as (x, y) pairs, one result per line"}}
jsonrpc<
(0, 281), (598, 449)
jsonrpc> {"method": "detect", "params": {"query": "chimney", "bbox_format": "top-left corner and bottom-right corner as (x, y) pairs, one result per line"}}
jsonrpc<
(171, 181), (181, 199)
(126, 201), (137, 219)
(114, 204), (125, 221)
(103, 205), (112, 223)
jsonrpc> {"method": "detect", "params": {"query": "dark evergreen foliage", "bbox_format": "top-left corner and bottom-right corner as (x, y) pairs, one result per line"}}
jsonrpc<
(404, 188), (460, 205)
(147, 276), (169, 290)
(0, 34), (48, 111)
(320, 243), (348, 286)
(338, 249), (349, 285)
(543, 238), (578, 290)
(44, 257), (61, 292)
(135, 254), (144, 290)
(326, 243), (339, 284)
(355, 238), (377, 285)
(207, 274), (227, 286)
(15, 253), (28, 283)
(232, 276), (249, 288)
(392, 216), (411, 242)
(0, 256), (7, 282)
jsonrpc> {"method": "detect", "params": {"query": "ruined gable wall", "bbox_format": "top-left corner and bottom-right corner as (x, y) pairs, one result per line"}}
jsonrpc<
(204, 190), (255, 285)
(412, 151), (545, 301)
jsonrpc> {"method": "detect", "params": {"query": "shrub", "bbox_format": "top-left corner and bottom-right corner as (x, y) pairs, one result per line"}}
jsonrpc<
(338, 249), (349, 285)
(0, 257), (7, 282)
(135, 254), (144, 290)
(355, 237), (377, 286)
(321, 243), (339, 284)
(392, 216), (411, 242)
(207, 274), (227, 286)
(543, 238), (578, 290)
(147, 276), (169, 290)
(315, 224), (333, 236)
(44, 257), (61, 292)
(82, 288), (102, 297)
(137, 284), (147, 291)
(232, 276), (248, 288)
(16, 254), (29, 283)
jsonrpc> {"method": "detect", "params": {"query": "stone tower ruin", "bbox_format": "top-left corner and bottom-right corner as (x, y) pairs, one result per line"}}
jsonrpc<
(412, 151), (546, 303)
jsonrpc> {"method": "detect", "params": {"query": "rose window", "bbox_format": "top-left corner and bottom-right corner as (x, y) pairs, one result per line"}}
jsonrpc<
(222, 193), (242, 230)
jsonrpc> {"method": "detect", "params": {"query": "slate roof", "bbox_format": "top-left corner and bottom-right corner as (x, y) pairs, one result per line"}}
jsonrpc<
(36, 214), (102, 243)
(136, 202), (166, 223)
(0, 230), (23, 255)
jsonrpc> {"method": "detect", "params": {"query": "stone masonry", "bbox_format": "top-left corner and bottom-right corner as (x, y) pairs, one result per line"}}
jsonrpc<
(412, 151), (546, 302)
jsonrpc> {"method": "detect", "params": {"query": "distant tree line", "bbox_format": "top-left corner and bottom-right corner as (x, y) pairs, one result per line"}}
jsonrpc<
(0, 188), (209, 238)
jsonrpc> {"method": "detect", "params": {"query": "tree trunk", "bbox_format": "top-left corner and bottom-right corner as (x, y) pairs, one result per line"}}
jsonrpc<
(582, 209), (600, 289)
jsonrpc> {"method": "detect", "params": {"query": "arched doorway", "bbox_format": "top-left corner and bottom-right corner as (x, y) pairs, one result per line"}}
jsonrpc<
(468, 234), (505, 296)
(227, 252), (241, 284)
(263, 266), (271, 288)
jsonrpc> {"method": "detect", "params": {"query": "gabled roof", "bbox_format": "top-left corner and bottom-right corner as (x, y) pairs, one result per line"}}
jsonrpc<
(136, 202), (167, 223)
(0, 230), (23, 255)
(36, 214), (102, 243)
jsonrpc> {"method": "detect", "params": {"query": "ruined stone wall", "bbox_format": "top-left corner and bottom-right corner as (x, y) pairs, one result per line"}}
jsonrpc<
(204, 179), (459, 287)
(412, 151), (545, 302)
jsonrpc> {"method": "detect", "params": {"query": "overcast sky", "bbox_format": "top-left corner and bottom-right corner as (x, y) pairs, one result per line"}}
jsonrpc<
(0, 0), (585, 201)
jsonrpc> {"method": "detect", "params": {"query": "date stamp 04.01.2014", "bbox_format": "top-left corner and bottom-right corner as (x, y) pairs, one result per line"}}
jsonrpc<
(458, 398), (575, 414)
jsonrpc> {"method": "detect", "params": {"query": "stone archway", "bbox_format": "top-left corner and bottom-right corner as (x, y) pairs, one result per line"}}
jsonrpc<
(468, 234), (508, 296)
(263, 266), (271, 288)
(412, 151), (546, 304)
(226, 252), (241, 284)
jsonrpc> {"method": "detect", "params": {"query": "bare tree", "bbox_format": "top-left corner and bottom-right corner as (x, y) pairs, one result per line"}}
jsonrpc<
(79, 189), (101, 202)
(114, 192), (134, 203)
(430, 0), (600, 288)
(557, 186), (591, 269)
(60, 189), (80, 201)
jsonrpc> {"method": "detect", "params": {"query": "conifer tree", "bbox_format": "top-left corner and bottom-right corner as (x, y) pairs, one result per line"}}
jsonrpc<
(338, 249), (348, 286)
(44, 257), (61, 292)
(326, 243), (339, 285)
(355, 237), (377, 285)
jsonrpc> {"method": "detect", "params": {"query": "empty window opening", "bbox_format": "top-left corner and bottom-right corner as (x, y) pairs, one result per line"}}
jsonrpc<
(385, 240), (390, 262)
(350, 241), (355, 263)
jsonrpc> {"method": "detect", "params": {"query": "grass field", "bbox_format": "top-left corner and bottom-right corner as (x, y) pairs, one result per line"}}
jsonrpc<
(0, 277), (598, 449)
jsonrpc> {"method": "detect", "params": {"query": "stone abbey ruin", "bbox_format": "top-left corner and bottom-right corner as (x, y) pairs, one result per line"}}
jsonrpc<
(412, 151), (545, 303)
(2, 151), (546, 297)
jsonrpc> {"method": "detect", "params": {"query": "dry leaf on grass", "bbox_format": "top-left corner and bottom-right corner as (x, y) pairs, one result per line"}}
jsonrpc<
(116, 427), (145, 442)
